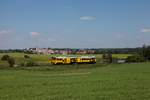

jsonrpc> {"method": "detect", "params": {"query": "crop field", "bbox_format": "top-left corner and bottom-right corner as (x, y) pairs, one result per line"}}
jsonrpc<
(0, 53), (149, 100)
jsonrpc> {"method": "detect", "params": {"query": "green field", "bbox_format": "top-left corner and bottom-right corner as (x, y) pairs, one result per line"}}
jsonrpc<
(0, 53), (131, 67)
(0, 62), (150, 100)
(0, 53), (149, 100)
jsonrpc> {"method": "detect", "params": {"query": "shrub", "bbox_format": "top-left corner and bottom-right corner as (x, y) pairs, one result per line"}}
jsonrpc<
(24, 55), (30, 59)
(24, 59), (35, 67)
(126, 54), (145, 63)
(7, 57), (15, 67)
(102, 53), (112, 63)
(1, 55), (10, 61)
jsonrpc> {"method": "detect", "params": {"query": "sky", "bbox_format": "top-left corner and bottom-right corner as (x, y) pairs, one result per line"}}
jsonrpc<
(0, 0), (150, 49)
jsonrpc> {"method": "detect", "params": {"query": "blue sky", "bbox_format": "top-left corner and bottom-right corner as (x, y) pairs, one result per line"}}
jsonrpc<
(0, 0), (150, 49)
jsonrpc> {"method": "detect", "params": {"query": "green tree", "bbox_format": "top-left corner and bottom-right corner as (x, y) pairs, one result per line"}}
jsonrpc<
(24, 55), (30, 59)
(1, 55), (10, 61)
(7, 57), (15, 67)
(108, 53), (112, 63)
(139, 45), (150, 61)
(126, 54), (145, 62)
(102, 53), (112, 63)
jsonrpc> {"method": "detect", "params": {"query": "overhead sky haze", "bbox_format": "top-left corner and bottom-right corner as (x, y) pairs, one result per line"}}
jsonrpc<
(0, 0), (150, 49)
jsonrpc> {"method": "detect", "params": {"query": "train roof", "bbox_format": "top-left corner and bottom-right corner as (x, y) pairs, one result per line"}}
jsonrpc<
(51, 56), (96, 59)
(80, 56), (96, 58)
(55, 57), (67, 58)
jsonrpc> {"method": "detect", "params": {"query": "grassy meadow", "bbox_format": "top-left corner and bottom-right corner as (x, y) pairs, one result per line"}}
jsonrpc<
(0, 63), (150, 100)
(0, 53), (150, 100)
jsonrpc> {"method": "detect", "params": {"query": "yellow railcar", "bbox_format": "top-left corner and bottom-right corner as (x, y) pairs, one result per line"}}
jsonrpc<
(76, 56), (96, 64)
(50, 57), (76, 65)
(50, 56), (96, 65)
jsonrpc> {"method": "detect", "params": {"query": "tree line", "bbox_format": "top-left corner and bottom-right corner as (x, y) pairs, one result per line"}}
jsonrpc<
(102, 45), (150, 63)
(0, 47), (145, 54)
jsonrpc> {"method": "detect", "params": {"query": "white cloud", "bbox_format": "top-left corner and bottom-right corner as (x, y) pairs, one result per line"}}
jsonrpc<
(0, 30), (12, 35)
(0, 29), (15, 40)
(141, 28), (150, 33)
(80, 16), (96, 21)
(30, 32), (40, 36)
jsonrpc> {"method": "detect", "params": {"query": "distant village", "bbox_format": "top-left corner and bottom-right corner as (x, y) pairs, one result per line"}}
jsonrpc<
(0, 47), (142, 54)
(24, 48), (95, 54)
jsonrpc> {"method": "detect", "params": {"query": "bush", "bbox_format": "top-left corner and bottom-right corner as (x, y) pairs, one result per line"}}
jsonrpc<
(25, 60), (34, 66)
(1, 55), (10, 61)
(7, 57), (15, 67)
(126, 54), (145, 63)
(102, 53), (112, 63)
(21, 59), (35, 67)
(1, 55), (15, 67)
(24, 55), (30, 59)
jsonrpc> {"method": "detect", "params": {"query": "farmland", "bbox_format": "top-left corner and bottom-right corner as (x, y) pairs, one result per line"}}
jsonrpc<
(0, 53), (150, 100)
